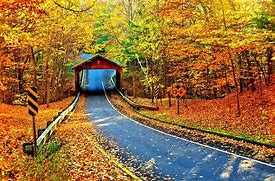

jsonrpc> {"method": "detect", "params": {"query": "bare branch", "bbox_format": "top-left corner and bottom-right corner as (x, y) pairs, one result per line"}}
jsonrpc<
(53, 1), (95, 13)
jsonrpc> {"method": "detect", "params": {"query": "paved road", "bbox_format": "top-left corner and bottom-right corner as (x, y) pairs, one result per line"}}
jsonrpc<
(84, 94), (274, 180)
(82, 70), (274, 180)
(81, 69), (116, 92)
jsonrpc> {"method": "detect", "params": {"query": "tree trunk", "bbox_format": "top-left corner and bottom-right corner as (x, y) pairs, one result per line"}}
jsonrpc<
(239, 58), (244, 93)
(48, 57), (56, 103)
(14, 50), (21, 94)
(247, 57), (256, 91)
(132, 70), (137, 98)
(30, 47), (37, 88)
(55, 68), (62, 101)
(230, 58), (241, 116)
(253, 55), (268, 86)
(60, 65), (66, 100)
(151, 82), (154, 103)
(259, 72), (263, 95)
(45, 50), (50, 108)
(266, 47), (273, 84)
(160, 87), (163, 106)
(168, 92), (172, 107)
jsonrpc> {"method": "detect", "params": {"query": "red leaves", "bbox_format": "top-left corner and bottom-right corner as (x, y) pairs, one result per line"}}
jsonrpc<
(130, 84), (274, 144)
(0, 0), (46, 15)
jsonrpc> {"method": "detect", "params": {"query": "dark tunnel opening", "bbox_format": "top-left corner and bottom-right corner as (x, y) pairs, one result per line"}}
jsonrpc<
(80, 69), (117, 94)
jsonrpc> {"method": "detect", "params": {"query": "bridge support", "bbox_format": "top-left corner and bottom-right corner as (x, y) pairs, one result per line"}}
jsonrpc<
(116, 71), (122, 90)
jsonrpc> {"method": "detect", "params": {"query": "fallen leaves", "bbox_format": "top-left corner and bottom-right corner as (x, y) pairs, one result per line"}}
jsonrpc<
(109, 88), (275, 164)
(48, 96), (130, 180)
(0, 95), (132, 180)
(132, 85), (275, 144)
(0, 96), (74, 179)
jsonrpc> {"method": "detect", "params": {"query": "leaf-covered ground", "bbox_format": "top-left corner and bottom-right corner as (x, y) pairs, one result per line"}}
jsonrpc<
(51, 96), (130, 180)
(0, 96), (74, 179)
(129, 85), (275, 144)
(109, 88), (274, 164)
(0, 96), (130, 180)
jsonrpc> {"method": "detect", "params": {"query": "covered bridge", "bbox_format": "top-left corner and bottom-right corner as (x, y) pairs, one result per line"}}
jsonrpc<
(73, 55), (123, 92)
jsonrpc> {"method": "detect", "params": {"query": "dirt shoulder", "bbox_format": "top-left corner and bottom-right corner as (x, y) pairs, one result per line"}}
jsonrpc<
(43, 96), (130, 180)
(108, 93), (275, 165)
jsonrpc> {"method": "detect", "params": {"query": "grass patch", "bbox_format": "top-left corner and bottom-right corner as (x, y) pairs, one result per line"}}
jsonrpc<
(36, 138), (60, 162)
(24, 138), (70, 180)
(45, 139), (60, 158)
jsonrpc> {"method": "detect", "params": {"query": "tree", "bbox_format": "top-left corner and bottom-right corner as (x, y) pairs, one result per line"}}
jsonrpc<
(0, 0), (95, 104)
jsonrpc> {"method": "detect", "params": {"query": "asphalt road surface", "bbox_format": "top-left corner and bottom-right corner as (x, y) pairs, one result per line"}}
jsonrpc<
(83, 70), (274, 180)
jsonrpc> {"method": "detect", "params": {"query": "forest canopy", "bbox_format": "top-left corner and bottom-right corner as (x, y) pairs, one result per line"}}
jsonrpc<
(0, 0), (274, 108)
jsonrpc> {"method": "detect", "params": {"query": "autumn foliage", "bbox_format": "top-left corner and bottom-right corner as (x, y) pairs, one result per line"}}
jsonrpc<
(1, 0), (273, 105)
(110, 92), (275, 162)
(0, 0), (274, 179)
(0, 0), (45, 13)
(0, 97), (73, 179)
(0, 0), (93, 104)
(0, 96), (130, 180)
(138, 85), (275, 144)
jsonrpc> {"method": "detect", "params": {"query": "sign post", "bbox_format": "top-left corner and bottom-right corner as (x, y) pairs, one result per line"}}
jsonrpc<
(171, 85), (186, 114)
(177, 97), (180, 114)
(154, 85), (159, 107)
(27, 87), (38, 156)
(167, 87), (172, 107)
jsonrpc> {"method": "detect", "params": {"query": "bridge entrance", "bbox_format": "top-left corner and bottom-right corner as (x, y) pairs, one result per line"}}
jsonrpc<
(73, 55), (122, 92)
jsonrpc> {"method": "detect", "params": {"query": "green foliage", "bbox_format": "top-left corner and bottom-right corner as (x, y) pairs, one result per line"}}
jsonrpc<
(31, 138), (69, 180)
(36, 138), (60, 160)
(252, 10), (273, 30)
(65, 61), (75, 77)
(45, 139), (60, 158)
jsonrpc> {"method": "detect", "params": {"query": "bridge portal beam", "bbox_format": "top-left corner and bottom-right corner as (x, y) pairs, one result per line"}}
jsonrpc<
(73, 55), (123, 92)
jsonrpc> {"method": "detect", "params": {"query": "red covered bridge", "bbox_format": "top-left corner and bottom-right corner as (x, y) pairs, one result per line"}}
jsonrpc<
(73, 55), (123, 92)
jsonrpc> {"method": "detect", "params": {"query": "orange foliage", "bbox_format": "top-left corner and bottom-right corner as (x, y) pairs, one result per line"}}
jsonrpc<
(0, 97), (73, 179)
(0, 0), (45, 14)
(0, 96), (130, 180)
(53, 97), (129, 180)
(110, 91), (275, 162)
(136, 85), (275, 143)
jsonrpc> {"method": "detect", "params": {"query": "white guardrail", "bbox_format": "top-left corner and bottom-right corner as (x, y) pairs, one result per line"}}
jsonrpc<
(110, 78), (158, 111)
(110, 78), (139, 107)
(36, 70), (85, 148)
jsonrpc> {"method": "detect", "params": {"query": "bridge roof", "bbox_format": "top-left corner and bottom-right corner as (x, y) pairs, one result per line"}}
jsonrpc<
(73, 54), (122, 70)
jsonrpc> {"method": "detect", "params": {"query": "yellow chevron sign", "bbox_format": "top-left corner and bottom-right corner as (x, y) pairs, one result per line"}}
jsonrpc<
(27, 87), (38, 116)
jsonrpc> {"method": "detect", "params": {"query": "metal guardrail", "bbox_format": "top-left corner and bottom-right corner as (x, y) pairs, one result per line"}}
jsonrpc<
(36, 71), (85, 148)
(110, 78), (158, 111)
